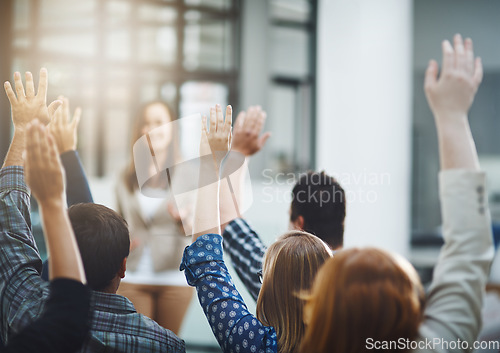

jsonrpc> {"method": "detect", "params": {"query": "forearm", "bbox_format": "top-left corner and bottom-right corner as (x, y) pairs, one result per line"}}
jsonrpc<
(3, 130), (25, 168)
(435, 115), (480, 171)
(39, 199), (85, 283)
(181, 234), (277, 353)
(192, 159), (220, 241)
(422, 170), (493, 344)
(60, 150), (93, 205)
(220, 154), (247, 231)
(222, 219), (266, 301)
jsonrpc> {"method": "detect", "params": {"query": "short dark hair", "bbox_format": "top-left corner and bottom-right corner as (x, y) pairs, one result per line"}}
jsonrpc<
(290, 171), (346, 249)
(68, 203), (130, 291)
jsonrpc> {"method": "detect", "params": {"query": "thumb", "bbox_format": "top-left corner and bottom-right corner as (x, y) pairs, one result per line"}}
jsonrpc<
(259, 132), (271, 148)
(72, 107), (82, 130)
(48, 100), (63, 120)
(424, 60), (438, 93)
(473, 57), (483, 87)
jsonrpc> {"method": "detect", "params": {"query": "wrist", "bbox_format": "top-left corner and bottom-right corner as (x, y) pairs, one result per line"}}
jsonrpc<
(38, 196), (66, 211)
(200, 157), (219, 174)
(434, 113), (469, 131)
(433, 110), (468, 123)
(231, 146), (253, 157)
(13, 125), (28, 135)
(60, 147), (76, 154)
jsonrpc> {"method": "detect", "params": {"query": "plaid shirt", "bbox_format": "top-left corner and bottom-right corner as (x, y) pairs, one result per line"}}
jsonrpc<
(0, 166), (185, 353)
(222, 218), (267, 301)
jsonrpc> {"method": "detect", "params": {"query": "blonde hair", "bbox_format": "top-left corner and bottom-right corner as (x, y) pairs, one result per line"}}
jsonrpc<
(256, 231), (332, 353)
(299, 248), (425, 353)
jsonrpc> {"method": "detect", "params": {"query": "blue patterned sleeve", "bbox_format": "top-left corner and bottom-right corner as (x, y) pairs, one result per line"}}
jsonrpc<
(180, 234), (277, 353)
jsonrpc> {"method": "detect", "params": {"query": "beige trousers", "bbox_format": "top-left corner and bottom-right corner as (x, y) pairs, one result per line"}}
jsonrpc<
(118, 282), (194, 335)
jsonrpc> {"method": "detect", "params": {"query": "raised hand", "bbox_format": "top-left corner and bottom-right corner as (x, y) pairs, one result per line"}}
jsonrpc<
(231, 106), (270, 157)
(25, 120), (86, 283)
(4, 69), (61, 128)
(49, 96), (82, 153)
(425, 34), (482, 171)
(200, 104), (232, 167)
(424, 34), (483, 121)
(24, 120), (65, 206)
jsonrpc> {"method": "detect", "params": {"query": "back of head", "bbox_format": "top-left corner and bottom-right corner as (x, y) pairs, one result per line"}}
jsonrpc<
(257, 231), (332, 353)
(68, 203), (130, 292)
(291, 171), (346, 249)
(300, 248), (424, 353)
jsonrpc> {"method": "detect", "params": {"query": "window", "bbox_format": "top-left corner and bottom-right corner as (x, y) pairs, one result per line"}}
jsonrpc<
(263, 0), (317, 175)
(10, 0), (241, 177)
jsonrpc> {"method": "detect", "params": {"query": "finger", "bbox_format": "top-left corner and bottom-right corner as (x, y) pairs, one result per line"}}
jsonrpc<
(201, 114), (208, 135)
(46, 132), (61, 167)
(72, 107), (82, 129)
(13, 72), (26, 101)
(464, 37), (474, 74)
(38, 125), (50, 167)
(29, 121), (43, 173)
(453, 34), (465, 70)
(25, 72), (35, 98)
(201, 114), (209, 154)
(254, 111), (267, 135)
(225, 105), (232, 132)
(54, 97), (63, 126)
(424, 60), (438, 93)
(37, 68), (48, 102)
(441, 40), (454, 74)
(209, 107), (216, 134)
(473, 57), (483, 87)
(235, 111), (245, 130)
(48, 100), (63, 120)
(247, 106), (258, 132)
(4, 82), (17, 105)
(62, 97), (70, 124)
(216, 104), (223, 132)
(259, 132), (272, 148)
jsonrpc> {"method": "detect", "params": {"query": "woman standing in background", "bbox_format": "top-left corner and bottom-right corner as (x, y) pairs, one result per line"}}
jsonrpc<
(115, 101), (193, 335)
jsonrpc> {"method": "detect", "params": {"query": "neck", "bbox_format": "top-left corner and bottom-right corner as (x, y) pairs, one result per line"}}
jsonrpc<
(100, 277), (121, 294)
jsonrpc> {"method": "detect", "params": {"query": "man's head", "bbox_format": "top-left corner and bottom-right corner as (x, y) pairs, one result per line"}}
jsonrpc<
(68, 203), (130, 292)
(289, 171), (346, 250)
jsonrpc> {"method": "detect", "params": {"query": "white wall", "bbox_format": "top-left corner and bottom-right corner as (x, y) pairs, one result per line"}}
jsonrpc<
(316, 0), (413, 256)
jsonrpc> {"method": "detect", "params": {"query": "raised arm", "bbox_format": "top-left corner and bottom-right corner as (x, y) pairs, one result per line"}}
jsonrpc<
(191, 104), (232, 241)
(49, 96), (93, 205)
(181, 104), (277, 353)
(3, 122), (90, 353)
(220, 105), (270, 230)
(3, 69), (61, 168)
(24, 121), (86, 282)
(220, 106), (270, 301)
(424, 35), (482, 171)
(420, 34), (493, 347)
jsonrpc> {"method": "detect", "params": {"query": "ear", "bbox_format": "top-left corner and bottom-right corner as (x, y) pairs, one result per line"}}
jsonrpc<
(118, 258), (127, 279)
(292, 215), (305, 230)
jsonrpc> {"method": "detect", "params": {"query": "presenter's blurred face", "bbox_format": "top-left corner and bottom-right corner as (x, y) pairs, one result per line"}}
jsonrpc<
(142, 102), (173, 149)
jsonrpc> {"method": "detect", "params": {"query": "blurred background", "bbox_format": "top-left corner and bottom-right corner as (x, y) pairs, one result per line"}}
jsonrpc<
(1, 0), (500, 351)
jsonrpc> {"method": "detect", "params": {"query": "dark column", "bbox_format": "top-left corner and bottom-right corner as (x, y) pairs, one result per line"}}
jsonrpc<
(0, 0), (13, 163)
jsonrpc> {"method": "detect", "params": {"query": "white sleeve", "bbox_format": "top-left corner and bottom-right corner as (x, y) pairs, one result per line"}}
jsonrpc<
(417, 170), (494, 353)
